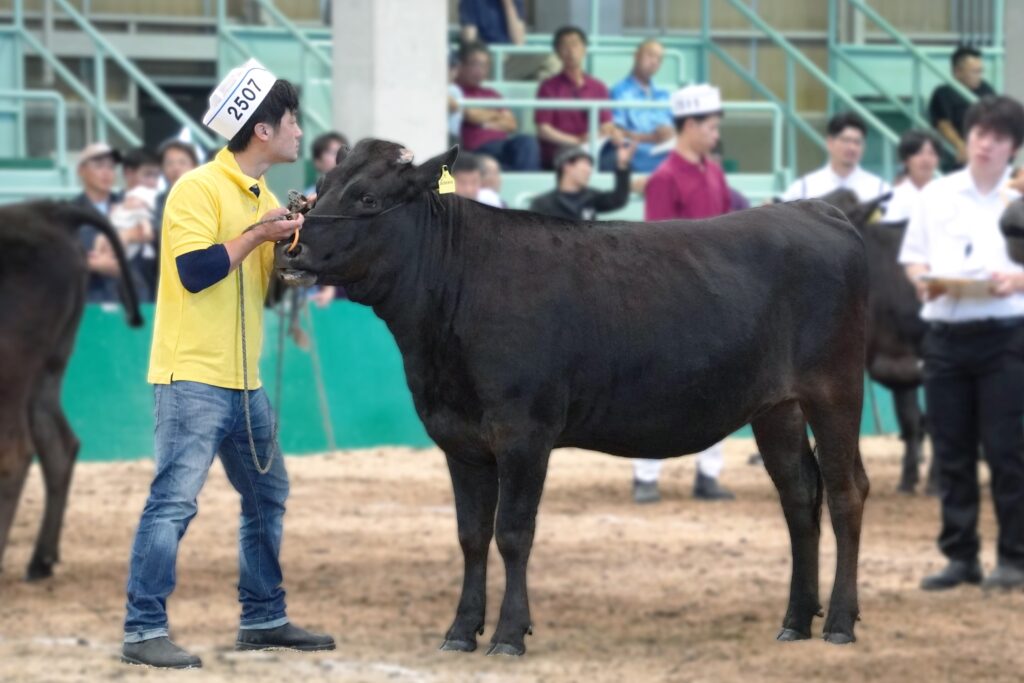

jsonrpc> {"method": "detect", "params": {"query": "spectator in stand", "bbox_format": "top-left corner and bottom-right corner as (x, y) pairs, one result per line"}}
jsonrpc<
(529, 142), (634, 221)
(780, 112), (891, 203)
(929, 45), (996, 170)
(610, 39), (675, 173)
(883, 130), (941, 223)
(152, 140), (201, 295)
(459, 0), (525, 46)
(477, 154), (506, 208)
(306, 131), (349, 305)
(452, 153), (486, 204)
(448, 50), (464, 146)
(73, 142), (124, 303)
(535, 26), (625, 170)
(457, 41), (540, 171)
(114, 147), (161, 301)
(305, 131), (348, 196)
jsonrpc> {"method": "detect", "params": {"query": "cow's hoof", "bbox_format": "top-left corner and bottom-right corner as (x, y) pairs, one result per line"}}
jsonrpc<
(896, 481), (916, 494)
(439, 638), (476, 653)
(776, 628), (811, 642)
(823, 632), (856, 645)
(25, 562), (54, 582)
(486, 642), (525, 657)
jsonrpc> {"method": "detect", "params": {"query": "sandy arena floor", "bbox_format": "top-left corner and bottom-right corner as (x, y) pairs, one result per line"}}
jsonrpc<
(1, 436), (1021, 682)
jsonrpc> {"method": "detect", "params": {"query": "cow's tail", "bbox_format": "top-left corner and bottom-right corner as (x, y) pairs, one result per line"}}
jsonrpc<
(40, 200), (145, 328)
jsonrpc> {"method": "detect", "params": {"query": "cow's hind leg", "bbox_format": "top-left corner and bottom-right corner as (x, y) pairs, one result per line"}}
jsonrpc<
(752, 401), (823, 641)
(440, 453), (499, 653)
(0, 443), (33, 575)
(488, 441), (552, 656)
(893, 386), (924, 494)
(802, 395), (869, 644)
(25, 370), (80, 581)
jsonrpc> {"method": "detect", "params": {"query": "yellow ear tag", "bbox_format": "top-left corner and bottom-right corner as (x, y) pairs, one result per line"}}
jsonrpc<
(438, 165), (456, 194)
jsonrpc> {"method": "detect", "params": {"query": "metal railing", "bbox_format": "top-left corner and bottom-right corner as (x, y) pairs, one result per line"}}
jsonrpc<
(707, 0), (899, 179)
(0, 88), (67, 168)
(47, 0), (217, 149)
(482, 43), (690, 87)
(461, 98), (787, 190)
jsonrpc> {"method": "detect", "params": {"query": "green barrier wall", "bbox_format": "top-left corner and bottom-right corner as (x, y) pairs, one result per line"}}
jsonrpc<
(64, 303), (900, 462)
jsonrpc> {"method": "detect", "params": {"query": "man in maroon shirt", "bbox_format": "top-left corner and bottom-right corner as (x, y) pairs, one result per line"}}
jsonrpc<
(632, 83), (735, 504)
(535, 26), (625, 170)
(457, 42), (540, 171)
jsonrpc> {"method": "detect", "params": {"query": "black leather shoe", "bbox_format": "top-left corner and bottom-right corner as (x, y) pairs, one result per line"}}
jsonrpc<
(981, 562), (1024, 591)
(236, 622), (336, 652)
(694, 473), (735, 500)
(920, 559), (983, 591)
(121, 636), (202, 669)
(633, 479), (660, 504)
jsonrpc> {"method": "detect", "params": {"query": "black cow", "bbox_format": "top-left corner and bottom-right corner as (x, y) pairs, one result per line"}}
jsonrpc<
(0, 201), (142, 580)
(820, 189), (936, 494)
(1000, 198), (1024, 264)
(276, 139), (870, 653)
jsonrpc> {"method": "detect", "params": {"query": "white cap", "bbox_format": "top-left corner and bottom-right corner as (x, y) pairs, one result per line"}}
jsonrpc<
(670, 84), (722, 118)
(203, 58), (277, 141)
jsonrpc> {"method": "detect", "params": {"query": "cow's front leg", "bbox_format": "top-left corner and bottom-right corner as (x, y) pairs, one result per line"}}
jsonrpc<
(440, 453), (499, 652)
(893, 386), (924, 493)
(488, 444), (552, 657)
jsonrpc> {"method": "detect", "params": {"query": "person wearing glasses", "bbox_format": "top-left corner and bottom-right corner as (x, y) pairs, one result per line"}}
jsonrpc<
(780, 111), (890, 203)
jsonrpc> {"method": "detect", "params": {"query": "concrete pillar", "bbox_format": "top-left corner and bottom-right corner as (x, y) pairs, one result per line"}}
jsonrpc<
(332, 0), (448, 160)
(1004, 2), (1024, 104)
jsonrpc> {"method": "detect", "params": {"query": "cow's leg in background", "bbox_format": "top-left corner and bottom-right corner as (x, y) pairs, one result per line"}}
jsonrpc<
(24, 300), (81, 581)
(893, 386), (925, 494)
(751, 401), (823, 641)
(440, 452), (499, 652)
(803, 392), (869, 644)
(0, 434), (33, 576)
(488, 441), (553, 656)
(25, 369), (80, 580)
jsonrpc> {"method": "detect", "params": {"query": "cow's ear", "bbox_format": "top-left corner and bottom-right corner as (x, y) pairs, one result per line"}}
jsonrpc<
(853, 191), (893, 226)
(415, 145), (459, 190)
(335, 144), (350, 166)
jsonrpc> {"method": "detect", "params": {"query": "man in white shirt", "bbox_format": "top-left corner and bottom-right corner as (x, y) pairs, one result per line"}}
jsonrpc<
(899, 95), (1024, 592)
(781, 112), (890, 203)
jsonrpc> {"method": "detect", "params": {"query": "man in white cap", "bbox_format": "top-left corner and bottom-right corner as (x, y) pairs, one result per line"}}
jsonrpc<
(72, 142), (125, 302)
(632, 83), (736, 504)
(121, 59), (333, 669)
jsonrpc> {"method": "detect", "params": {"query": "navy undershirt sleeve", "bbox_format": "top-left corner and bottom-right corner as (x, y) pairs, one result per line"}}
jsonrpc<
(175, 244), (230, 293)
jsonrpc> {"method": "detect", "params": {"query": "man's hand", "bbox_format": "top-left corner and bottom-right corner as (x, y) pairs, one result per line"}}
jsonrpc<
(915, 278), (947, 302)
(616, 139), (636, 170)
(254, 207), (304, 243)
(990, 272), (1024, 297)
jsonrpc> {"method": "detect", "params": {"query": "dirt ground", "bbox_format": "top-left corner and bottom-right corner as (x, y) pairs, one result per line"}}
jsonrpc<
(1, 436), (1021, 683)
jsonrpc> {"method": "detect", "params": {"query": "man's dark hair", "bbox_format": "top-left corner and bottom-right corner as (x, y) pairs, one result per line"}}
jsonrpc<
(827, 111), (867, 138)
(226, 79), (300, 153)
(311, 131), (348, 160)
(952, 45), (982, 70)
(122, 147), (159, 171)
(897, 129), (939, 163)
(458, 40), (490, 64)
(157, 139), (199, 167)
(673, 112), (721, 134)
(964, 95), (1024, 149)
(452, 152), (480, 175)
(553, 25), (587, 50)
(553, 146), (591, 182)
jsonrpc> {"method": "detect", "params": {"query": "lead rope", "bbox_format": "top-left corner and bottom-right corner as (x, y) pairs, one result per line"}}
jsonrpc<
(239, 262), (279, 475)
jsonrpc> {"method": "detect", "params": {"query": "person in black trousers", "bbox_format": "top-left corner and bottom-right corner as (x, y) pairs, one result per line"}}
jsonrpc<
(899, 95), (1024, 591)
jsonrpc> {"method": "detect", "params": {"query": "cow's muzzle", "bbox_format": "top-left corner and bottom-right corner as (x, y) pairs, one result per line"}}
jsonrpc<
(276, 242), (319, 287)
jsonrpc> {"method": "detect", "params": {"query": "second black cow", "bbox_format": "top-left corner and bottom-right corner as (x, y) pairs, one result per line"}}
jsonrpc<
(277, 140), (870, 654)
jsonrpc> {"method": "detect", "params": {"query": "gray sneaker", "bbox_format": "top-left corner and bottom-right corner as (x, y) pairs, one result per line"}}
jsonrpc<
(236, 622), (336, 652)
(121, 636), (201, 669)
(633, 479), (660, 504)
(694, 472), (735, 500)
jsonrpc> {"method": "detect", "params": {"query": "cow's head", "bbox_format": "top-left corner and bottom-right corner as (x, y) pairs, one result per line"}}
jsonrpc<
(275, 138), (459, 289)
(818, 188), (892, 230)
(1000, 198), (1024, 265)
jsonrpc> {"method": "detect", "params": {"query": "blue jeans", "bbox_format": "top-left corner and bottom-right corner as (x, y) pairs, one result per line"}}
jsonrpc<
(474, 135), (541, 171)
(124, 381), (290, 643)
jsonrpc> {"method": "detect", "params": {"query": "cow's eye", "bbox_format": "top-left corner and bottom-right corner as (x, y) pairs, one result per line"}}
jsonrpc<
(361, 194), (376, 207)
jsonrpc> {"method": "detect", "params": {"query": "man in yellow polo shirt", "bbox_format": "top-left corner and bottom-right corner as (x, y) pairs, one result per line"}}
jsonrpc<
(122, 60), (334, 669)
